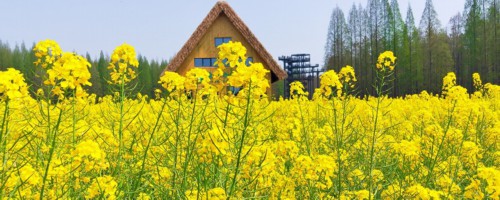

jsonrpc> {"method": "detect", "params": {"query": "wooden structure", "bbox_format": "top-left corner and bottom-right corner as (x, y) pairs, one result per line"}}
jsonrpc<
(162, 1), (287, 95)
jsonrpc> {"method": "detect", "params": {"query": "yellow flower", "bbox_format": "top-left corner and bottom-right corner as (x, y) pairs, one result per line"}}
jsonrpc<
(227, 62), (269, 98)
(215, 41), (247, 68)
(185, 190), (202, 200)
(159, 71), (186, 93)
(477, 167), (500, 198)
(44, 52), (92, 99)
(382, 184), (402, 199)
(33, 39), (62, 68)
(19, 164), (42, 186)
(289, 81), (308, 99)
(86, 176), (118, 199)
(376, 51), (396, 72)
(108, 43), (139, 84)
(464, 179), (484, 199)
(461, 141), (482, 168)
(339, 65), (357, 85)
(318, 70), (342, 98)
(138, 193), (151, 200)
(442, 72), (456, 91)
(0, 68), (29, 101)
(404, 184), (443, 199)
(208, 187), (227, 200)
(472, 73), (482, 90)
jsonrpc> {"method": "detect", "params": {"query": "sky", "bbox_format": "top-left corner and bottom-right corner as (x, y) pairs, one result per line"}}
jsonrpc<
(0, 0), (465, 67)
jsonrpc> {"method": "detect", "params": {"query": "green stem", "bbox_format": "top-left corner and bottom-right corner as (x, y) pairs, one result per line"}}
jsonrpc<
(368, 74), (385, 200)
(229, 81), (252, 197)
(298, 99), (311, 156)
(117, 75), (125, 175)
(39, 108), (64, 199)
(171, 98), (182, 193)
(132, 98), (168, 196)
(180, 90), (198, 191)
(0, 100), (9, 199)
(0, 100), (9, 150)
(425, 101), (456, 185)
(69, 93), (77, 197)
(332, 98), (342, 195)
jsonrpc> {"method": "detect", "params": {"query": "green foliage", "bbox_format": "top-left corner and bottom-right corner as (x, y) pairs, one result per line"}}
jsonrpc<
(0, 40), (167, 98)
(324, 0), (499, 96)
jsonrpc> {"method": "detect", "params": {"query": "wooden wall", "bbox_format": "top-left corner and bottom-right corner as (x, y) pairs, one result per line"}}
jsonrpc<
(176, 14), (274, 96)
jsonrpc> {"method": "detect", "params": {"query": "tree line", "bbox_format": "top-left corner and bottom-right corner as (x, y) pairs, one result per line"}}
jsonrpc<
(324, 0), (499, 96)
(0, 40), (167, 97)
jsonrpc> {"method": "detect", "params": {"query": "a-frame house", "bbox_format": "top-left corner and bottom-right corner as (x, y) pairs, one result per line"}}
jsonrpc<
(162, 1), (287, 94)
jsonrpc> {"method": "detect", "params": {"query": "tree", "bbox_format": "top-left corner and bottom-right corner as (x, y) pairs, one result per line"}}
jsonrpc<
(486, 0), (499, 83)
(95, 51), (110, 96)
(356, 4), (372, 94)
(449, 12), (466, 85)
(400, 5), (422, 94)
(420, 0), (446, 93)
(463, 0), (482, 89)
(0, 40), (13, 70)
(389, 0), (404, 95)
(137, 55), (154, 96)
(324, 7), (349, 70)
(348, 4), (359, 67)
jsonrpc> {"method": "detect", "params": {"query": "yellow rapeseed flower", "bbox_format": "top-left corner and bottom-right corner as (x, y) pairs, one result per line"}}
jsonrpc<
(318, 70), (343, 98)
(33, 39), (62, 68)
(376, 51), (396, 72)
(0, 68), (29, 101)
(159, 71), (186, 93)
(108, 43), (139, 84)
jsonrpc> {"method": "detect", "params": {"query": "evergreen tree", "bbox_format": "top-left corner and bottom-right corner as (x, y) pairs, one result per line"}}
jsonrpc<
(348, 4), (358, 67)
(486, 0), (499, 83)
(0, 40), (13, 70)
(449, 13), (466, 85)
(463, 0), (482, 89)
(420, 0), (446, 93)
(389, 0), (404, 95)
(137, 55), (154, 97)
(96, 51), (110, 96)
(324, 7), (348, 70)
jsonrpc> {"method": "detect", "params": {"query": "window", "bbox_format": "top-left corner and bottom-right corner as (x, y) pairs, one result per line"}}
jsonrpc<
(220, 57), (253, 67)
(228, 86), (241, 95)
(202, 58), (212, 66)
(215, 37), (232, 47)
(194, 58), (216, 67)
(194, 58), (203, 67)
(245, 57), (253, 66)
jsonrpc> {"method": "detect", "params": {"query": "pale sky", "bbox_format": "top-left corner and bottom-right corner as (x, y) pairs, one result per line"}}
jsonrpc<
(0, 0), (465, 66)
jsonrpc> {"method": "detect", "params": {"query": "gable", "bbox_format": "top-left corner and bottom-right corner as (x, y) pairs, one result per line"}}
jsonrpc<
(163, 1), (287, 82)
(176, 14), (266, 76)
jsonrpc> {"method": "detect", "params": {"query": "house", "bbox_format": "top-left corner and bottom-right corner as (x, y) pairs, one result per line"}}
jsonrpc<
(162, 1), (287, 95)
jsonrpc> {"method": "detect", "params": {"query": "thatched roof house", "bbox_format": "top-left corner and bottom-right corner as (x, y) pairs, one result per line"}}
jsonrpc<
(162, 1), (287, 84)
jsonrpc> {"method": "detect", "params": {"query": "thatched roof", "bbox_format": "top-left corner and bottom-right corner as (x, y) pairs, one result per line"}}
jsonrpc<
(162, 1), (287, 82)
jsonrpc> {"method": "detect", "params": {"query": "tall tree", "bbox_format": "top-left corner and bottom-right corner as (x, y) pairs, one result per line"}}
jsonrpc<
(359, 4), (372, 94)
(389, 0), (404, 95)
(324, 7), (349, 70)
(479, 0), (489, 80)
(137, 55), (154, 96)
(0, 40), (13, 70)
(463, 0), (482, 89)
(449, 12), (466, 85)
(95, 51), (109, 96)
(400, 5), (423, 94)
(486, 0), (499, 83)
(420, 0), (444, 92)
(367, 0), (383, 95)
(348, 4), (359, 67)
